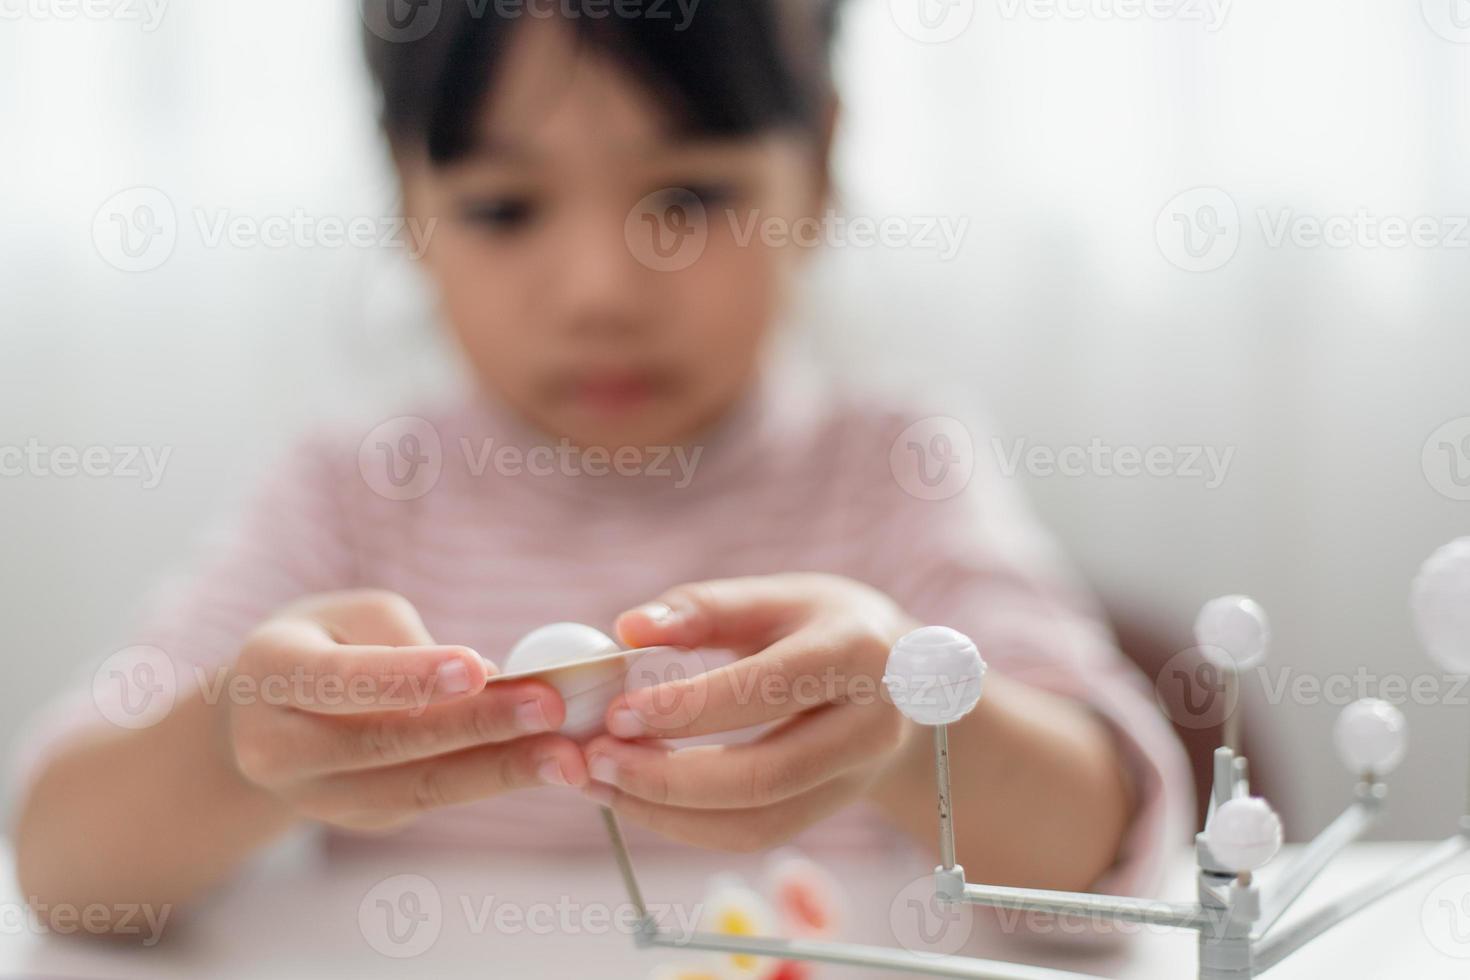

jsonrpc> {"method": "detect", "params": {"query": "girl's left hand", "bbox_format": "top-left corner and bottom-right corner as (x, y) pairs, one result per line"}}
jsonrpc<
(581, 574), (921, 851)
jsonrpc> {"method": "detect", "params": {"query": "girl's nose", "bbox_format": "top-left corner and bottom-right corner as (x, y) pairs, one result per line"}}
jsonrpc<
(549, 211), (653, 341)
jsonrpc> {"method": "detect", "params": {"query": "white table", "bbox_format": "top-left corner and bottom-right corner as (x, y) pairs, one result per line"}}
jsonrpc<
(2, 835), (1467, 979)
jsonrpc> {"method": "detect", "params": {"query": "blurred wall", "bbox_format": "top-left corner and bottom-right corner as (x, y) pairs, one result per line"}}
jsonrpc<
(2, 0), (1469, 841)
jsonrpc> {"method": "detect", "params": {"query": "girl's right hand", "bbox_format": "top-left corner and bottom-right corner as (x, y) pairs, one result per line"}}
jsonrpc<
(224, 590), (587, 832)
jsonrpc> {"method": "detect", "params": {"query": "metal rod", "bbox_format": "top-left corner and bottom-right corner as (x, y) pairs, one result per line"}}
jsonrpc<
(646, 929), (1111, 980)
(1254, 798), (1380, 936)
(936, 724), (958, 870)
(1252, 833), (1470, 973)
(960, 882), (1212, 931)
(1222, 667), (1242, 758)
(599, 805), (649, 922)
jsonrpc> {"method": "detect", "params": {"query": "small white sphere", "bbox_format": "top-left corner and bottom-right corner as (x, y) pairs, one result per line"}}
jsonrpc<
(504, 623), (619, 674)
(1411, 538), (1470, 675)
(1209, 797), (1283, 873)
(1334, 698), (1408, 777)
(883, 626), (986, 727)
(1194, 595), (1270, 672)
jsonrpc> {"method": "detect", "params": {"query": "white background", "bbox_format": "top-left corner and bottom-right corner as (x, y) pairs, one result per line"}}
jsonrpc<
(2, 0), (1469, 842)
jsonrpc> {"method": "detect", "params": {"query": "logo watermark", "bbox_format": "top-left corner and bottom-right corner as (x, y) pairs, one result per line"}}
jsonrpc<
(995, 0), (1231, 31)
(358, 416), (705, 502)
(1422, 0), (1470, 44)
(888, 874), (975, 955)
(0, 0), (168, 30)
(0, 439), (171, 488)
(1158, 187), (1470, 272)
(1155, 651), (1470, 731)
(1423, 417), (1470, 502)
(890, 416), (977, 502)
(92, 187), (437, 273)
(1156, 187), (1241, 273)
(888, 0), (976, 44)
(357, 874), (700, 958)
(91, 646), (476, 730)
(1423, 874), (1470, 959)
(621, 659), (983, 732)
(625, 195), (970, 272)
(92, 646), (178, 730)
(0, 899), (170, 945)
(361, 0), (700, 44)
(992, 437), (1235, 489)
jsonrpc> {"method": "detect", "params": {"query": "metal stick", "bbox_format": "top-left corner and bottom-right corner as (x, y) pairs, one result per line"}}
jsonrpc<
(646, 930), (1109, 980)
(1252, 833), (1470, 972)
(936, 724), (957, 870)
(1254, 798), (1381, 935)
(1222, 666), (1242, 757)
(960, 882), (1212, 931)
(599, 805), (649, 922)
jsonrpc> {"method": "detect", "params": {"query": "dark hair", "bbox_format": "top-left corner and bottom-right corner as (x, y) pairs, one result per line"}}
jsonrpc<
(362, 0), (847, 165)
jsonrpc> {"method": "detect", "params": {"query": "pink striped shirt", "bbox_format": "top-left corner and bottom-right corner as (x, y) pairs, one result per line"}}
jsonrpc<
(11, 363), (1191, 896)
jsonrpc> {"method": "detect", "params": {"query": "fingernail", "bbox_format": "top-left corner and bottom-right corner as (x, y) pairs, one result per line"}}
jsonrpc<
(582, 783), (616, 807)
(588, 754), (619, 786)
(436, 659), (471, 696)
(635, 602), (678, 626)
(607, 708), (643, 739)
(516, 699), (552, 733)
(537, 758), (569, 787)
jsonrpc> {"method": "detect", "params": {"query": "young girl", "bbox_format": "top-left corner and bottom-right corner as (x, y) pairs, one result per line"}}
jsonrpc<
(12, 0), (1189, 929)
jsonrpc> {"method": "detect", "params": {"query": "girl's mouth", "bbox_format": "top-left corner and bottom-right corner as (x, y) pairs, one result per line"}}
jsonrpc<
(566, 371), (666, 417)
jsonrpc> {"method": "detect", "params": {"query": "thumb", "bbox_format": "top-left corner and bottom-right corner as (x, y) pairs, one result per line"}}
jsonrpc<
(614, 576), (810, 652)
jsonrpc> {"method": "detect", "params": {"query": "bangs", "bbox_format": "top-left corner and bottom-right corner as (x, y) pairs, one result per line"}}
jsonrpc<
(362, 0), (844, 165)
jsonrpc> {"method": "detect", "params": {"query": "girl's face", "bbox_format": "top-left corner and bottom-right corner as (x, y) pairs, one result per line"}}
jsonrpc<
(399, 20), (828, 451)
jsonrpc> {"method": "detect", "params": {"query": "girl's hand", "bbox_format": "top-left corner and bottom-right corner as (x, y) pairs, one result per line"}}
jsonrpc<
(581, 574), (919, 851)
(225, 590), (588, 832)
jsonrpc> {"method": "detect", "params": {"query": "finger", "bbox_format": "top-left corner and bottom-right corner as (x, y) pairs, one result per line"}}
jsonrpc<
(240, 618), (490, 715)
(607, 624), (882, 739)
(302, 733), (588, 820)
(582, 770), (865, 854)
(614, 576), (817, 652)
(275, 679), (567, 778)
(288, 589), (439, 647)
(584, 701), (903, 809)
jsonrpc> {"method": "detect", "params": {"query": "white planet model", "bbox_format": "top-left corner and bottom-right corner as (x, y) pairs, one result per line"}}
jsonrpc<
(1411, 537), (1470, 675)
(496, 623), (636, 739)
(1208, 797), (1283, 874)
(882, 626), (986, 727)
(1333, 698), (1408, 778)
(1193, 595), (1270, 672)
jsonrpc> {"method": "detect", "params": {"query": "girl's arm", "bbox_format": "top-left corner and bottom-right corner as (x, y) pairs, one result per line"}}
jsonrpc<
(15, 689), (296, 923)
(13, 591), (580, 927)
(864, 670), (1134, 891)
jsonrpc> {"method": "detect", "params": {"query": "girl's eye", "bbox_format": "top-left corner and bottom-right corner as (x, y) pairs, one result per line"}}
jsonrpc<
(458, 196), (539, 232)
(661, 182), (739, 212)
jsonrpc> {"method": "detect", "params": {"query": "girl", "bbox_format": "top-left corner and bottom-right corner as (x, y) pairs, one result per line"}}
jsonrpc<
(12, 0), (1189, 929)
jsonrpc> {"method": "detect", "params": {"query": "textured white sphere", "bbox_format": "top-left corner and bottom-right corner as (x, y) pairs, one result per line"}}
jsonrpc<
(1209, 798), (1283, 873)
(1194, 595), (1270, 672)
(1333, 698), (1408, 777)
(504, 623), (619, 674)
(1411, 538), (1470, 675)
(883, 627), (986, 726)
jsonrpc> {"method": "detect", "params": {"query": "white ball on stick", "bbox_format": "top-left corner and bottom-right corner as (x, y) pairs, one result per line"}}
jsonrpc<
(1333, 698), (1408, 778)
(1412, 538), (1470, 675)
(1194, 595), (1270, 672)
(883, 626), (986, 727)
(1209, 797), (1283, 874)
